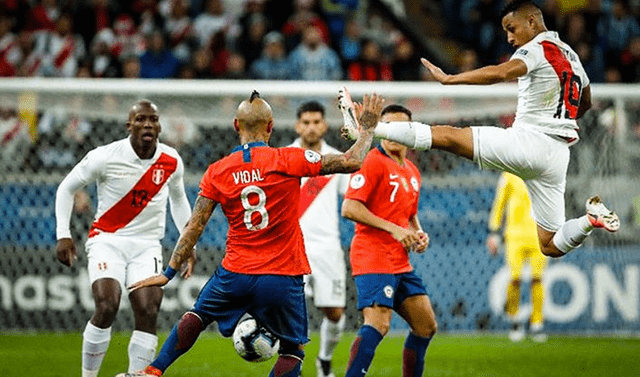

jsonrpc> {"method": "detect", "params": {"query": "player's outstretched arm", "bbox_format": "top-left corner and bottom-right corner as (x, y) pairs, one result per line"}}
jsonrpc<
(128, 195), (217, 291)
(320, 92), (384, 175)
(421, 58), (527, 85)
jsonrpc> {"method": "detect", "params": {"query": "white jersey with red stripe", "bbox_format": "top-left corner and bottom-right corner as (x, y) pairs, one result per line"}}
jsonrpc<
(55, 137), (191, 241)
(288, 139), (350, 253)
(510, 31), (590, 141)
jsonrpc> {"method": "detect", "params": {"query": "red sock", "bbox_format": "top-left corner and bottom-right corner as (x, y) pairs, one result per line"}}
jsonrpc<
(144, 365), (163, 376)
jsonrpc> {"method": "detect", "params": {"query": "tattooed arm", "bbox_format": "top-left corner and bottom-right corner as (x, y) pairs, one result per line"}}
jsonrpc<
(127, 195), (218, 291)
(168, 195), (217, 269)
(319, 93), (384, 175)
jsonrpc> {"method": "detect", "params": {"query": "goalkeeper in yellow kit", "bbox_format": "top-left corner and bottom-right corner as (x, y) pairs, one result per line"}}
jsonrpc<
(487, 172), (548, 342)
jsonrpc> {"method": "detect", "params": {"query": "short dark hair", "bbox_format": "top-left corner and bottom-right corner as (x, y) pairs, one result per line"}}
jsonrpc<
(296, 101), (325, 118)
(500, 0), (541, 19)
(381, 104), (412, 120)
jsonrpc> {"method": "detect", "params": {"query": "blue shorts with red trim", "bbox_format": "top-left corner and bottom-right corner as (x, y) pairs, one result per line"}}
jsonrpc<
(354, 271), (429, 311)
(191, 266), (309, 346)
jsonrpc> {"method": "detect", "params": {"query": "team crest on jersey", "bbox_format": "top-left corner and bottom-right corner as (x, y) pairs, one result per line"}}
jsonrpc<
(401, 177), (409, 191)
(305, 150), (321, 163)
(350, 174), (365, 189)
(152, 168), (165, 185)
(383, 285), (394, 298)
(410, 177), (419, 191)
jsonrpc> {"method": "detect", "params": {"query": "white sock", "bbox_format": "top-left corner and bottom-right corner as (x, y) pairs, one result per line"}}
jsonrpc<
(552, 215), (593, 254)
(128, 330), (158, 372)
(318, 315), (345, 361)
(376, 122), (432, 150)
(82, 322), (111, 377)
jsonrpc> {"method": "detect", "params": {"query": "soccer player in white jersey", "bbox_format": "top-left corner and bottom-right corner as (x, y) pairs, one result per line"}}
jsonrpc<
(55, 100), (194, 377)
(288, 101), (350, 377)
(339, 0), (620, 260)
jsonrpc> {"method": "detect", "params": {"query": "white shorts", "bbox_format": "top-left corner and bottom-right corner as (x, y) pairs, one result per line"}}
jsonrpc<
(472, 126), (570, 231)
(304, 246), (346, 308)
(84, 234), (163, 287)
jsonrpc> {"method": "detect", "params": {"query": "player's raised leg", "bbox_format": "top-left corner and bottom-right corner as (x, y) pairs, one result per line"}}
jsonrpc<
(539, 196), (620, 257)
(338, 86), (473, 158)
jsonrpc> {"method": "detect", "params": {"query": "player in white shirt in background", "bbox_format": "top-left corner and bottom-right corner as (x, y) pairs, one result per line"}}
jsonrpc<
(339, 0), (619, 260)
(55, 100), (194, 377)
(288, 101), (350, 377)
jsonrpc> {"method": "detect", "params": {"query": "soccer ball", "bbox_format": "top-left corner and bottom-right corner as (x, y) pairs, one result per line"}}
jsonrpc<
(232, 314), (280, 362)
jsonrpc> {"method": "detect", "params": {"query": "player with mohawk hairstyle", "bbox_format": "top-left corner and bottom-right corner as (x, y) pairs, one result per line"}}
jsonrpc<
(339, 0), (619, 261)
(116, 89), (384, 377)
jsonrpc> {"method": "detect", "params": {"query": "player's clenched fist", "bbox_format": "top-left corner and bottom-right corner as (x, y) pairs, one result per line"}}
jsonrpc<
(56, 238), (77, 267)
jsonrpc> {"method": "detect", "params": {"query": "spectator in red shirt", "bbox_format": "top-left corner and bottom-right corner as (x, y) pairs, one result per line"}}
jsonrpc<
(348, 38), (392, 81)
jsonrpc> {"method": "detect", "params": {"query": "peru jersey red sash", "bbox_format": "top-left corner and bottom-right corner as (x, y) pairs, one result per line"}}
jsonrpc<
(299, 175), (333, 217)
(89, 153), (177, 237)
(540, 40), (580, 120)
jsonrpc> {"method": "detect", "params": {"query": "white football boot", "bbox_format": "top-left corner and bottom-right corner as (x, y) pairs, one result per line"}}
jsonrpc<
(586, 196), (620, 232)
(338, 86), (361, 141)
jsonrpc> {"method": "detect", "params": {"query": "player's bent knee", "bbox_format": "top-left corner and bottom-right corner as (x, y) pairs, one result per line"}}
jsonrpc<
(94, 297), (120, 317)
(132, 301), (160, 321)
(414, 320), (437, 338)
(278, 341), (305, 361)
(540, 245), (565, 258)
(325, 309), (345, 323)
(370, 321), (391, 336)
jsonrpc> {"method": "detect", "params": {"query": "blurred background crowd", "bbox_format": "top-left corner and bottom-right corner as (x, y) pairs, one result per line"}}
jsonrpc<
(1, 0), (640, 178)
(0, 0), (638, 83)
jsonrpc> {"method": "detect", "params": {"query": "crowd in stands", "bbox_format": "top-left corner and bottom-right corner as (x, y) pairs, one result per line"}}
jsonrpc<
(1, 0), (639, 176)
(0, 0), (424, 81)
(1, 0), (638, 82)
(443, 0), (640, 83)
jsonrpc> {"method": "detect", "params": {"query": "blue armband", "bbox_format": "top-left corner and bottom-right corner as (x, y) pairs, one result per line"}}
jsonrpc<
(162, 266), (177, 280)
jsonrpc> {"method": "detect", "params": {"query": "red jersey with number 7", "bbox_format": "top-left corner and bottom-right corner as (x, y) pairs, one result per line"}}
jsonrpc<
(199, 142), (323, 275)
(344, 146), (421, 276)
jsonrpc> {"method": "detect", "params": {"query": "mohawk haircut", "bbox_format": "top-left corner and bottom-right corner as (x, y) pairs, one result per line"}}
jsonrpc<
(250, 90), (260, 102)
(500, 0), (541, 19)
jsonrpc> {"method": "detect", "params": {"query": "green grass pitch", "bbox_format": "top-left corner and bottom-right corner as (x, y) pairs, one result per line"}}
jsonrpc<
(1, 331), (638, 376)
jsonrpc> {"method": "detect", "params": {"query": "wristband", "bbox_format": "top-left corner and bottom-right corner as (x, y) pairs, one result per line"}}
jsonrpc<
(162, 266), (177, 280)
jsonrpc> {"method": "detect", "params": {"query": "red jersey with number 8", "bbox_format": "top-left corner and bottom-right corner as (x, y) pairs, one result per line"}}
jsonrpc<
(199, 142), (322, 275)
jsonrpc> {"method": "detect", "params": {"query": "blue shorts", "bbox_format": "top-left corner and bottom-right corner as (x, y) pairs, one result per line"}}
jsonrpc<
(191, 266), (309, 346)
(354, 271), (429, 311)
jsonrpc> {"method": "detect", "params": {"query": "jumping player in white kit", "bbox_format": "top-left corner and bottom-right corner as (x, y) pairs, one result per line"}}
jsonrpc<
(288, 101), (350, 377)
(55, 100), (194, 377)
(339, 0), (620, 259)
